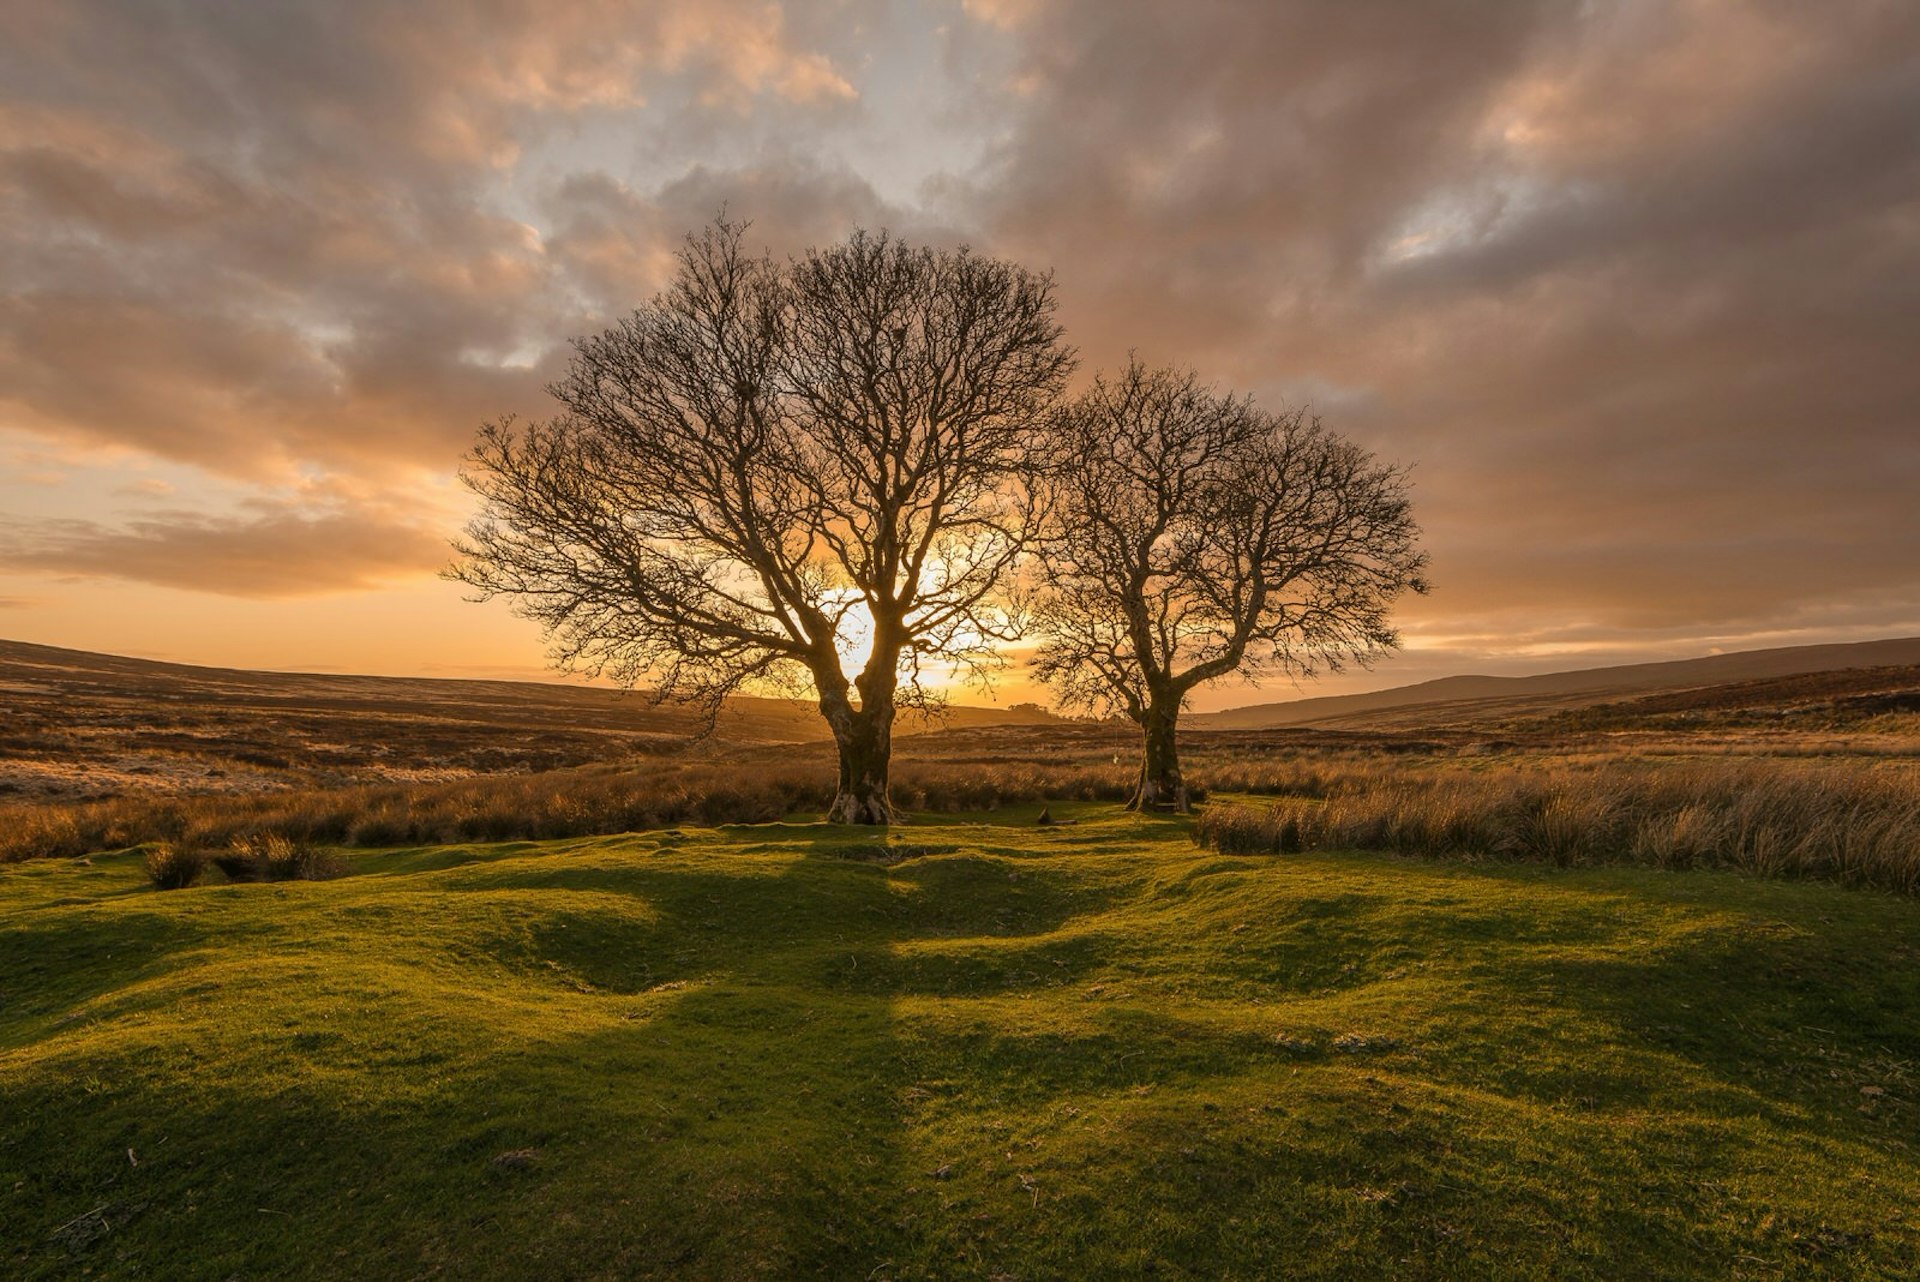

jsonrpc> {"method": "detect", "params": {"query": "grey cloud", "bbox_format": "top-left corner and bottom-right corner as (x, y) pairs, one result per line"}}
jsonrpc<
(959, 0), (1920, 648)
(3, 0), (1917, 652)
(544, 160), (908, 315)
(0, 1), (867, 481)
(546, 156), (971, 290)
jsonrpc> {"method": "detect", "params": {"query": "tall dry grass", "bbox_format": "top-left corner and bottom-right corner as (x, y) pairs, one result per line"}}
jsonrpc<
(1, 759), (1135, 862)
(1193, 759), (1920, 895)
(13, 749), (1920, 897)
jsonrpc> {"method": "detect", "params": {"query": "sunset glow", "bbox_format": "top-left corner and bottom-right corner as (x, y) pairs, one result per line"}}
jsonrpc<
(8, 9), (1920, 1275)
(2, 2), (1916, 707)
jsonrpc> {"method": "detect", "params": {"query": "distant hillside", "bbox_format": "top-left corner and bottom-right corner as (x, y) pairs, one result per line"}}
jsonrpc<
(1533, 664), (1920, 732)
(0, 637), (827, 739)
(1195, 637), (1920, 731)
(0, 639), (1056, 800)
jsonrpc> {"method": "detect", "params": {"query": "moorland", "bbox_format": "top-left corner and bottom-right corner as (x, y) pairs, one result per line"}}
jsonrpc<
(3, 638), (1918, 1278)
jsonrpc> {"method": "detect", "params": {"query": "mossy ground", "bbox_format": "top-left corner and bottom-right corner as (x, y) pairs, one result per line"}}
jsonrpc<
(3, 803), (1916, 1279)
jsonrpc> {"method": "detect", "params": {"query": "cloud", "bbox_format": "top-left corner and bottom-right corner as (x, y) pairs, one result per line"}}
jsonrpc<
(958, 0), (1920, 648)
(1, 0), (1916, 654)
(1, 506), (450, 597)
(0, 1), (921, 600)
(541, 159), (920, 314)
(961, 0), (1040, 32)
(0, 0), (867, 483)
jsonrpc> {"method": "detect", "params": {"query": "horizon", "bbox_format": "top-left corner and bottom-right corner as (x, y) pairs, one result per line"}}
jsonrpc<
(8, 629), (1917, 719)
(4, 3), (1918, 712)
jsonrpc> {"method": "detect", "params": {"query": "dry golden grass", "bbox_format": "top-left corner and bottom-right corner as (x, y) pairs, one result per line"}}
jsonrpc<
(0, 757), (1138, 862)
(1196, 757), (1920, 895)
(141, 840), (207, 890)
(14, 736), (1920, 896)
(9, 653), (1920, 899)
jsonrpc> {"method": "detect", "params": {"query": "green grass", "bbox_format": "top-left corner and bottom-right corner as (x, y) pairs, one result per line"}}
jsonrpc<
(3, 805), (1916, 1279)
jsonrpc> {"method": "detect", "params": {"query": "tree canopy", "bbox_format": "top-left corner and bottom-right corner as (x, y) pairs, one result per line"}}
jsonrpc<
(1031, 359), (1428, 808)
(455, 226), (1425, 823)
(452, 221), (1072, 823)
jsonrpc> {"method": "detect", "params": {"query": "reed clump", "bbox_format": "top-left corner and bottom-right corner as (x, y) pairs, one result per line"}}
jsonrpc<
(142, 841), (208, 890)
(212, 833), (346, 882)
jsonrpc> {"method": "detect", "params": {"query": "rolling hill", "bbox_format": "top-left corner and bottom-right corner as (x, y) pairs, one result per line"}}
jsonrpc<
(4, 812), (1917, 1278)
(8, 634), (1920, 802)
(1193, 636), (1920, 731)
(0, 639), (1056, 800)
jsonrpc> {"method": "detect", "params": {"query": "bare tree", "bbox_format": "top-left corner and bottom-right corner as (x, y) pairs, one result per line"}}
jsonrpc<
(451, 221), (1072, 823)
(1032, 359), (1428, 810)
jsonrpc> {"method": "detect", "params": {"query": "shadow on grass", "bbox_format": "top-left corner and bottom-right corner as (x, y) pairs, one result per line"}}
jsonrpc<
(1478, 908), (1920, 1117)
(1288, 854), (1920, 1113)
(0, 853), (895, 1277)
(0, 897), (252, 1050)
(4, 840), (1140, 1278)
(7, 834), (1919, 1279)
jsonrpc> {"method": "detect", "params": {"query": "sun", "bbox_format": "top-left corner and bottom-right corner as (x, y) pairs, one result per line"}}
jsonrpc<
(826, 589), (876, 680)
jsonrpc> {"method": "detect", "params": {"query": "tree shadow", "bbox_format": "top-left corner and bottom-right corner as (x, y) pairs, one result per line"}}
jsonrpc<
(1462, 903), (1920, 1117)
(0, 890), (257, 1050)
(6, 837), (1137, 1278)
(9, 838), (1918, 1279)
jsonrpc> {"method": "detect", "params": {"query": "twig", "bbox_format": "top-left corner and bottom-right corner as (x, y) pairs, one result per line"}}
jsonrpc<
(48, 1204), (108, 1237)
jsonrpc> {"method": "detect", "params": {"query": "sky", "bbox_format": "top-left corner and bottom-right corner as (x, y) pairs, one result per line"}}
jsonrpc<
(2, 0), (1917, 711)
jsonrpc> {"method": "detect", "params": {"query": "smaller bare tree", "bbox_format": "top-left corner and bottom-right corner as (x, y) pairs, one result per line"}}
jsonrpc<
(1032, 359), (1428, 810)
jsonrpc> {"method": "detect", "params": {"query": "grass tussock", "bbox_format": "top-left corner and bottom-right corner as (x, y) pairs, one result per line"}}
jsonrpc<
(142, 841), (207, 890)
(1194, 759), (1920, 895)
(212, 833), (347, 883)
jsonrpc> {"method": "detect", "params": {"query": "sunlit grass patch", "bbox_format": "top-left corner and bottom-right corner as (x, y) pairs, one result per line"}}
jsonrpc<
(3, 816), (1916, 1278)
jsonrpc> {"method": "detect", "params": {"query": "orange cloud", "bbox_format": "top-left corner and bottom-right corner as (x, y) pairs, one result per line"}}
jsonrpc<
(2, 0), (1915, 679)
(3, 508), (450, 597)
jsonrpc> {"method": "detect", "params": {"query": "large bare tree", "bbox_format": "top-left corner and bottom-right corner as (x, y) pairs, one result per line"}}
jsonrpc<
(452, 222), (1073, 823)
(1032, 360), (1428, 810)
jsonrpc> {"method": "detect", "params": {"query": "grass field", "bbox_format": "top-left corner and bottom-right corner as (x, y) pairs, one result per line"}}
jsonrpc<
(4, 806), (1916, 1279)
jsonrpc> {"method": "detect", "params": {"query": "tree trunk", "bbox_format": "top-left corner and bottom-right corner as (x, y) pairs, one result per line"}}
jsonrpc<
(816, 642), (899, 826)
(1130, 697), (1189, 812)
(826, 702), (896, 824)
